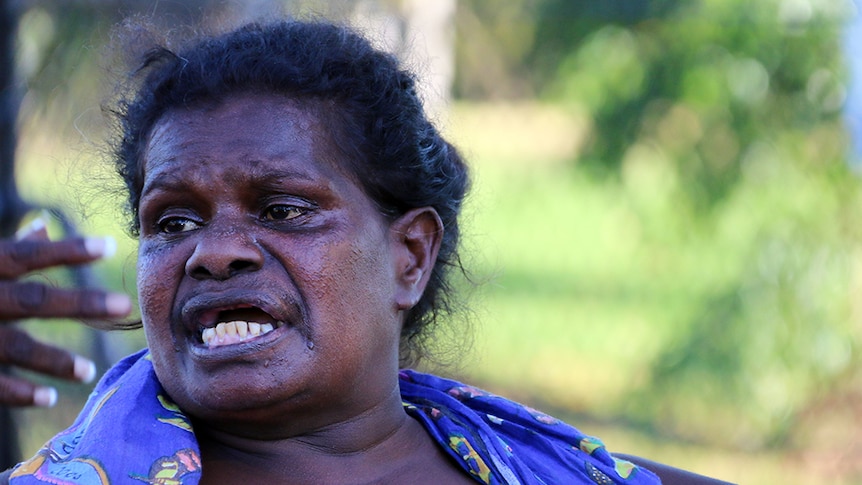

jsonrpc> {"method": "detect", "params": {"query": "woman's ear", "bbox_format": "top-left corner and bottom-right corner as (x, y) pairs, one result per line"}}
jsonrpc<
(390, 207), (443, 311)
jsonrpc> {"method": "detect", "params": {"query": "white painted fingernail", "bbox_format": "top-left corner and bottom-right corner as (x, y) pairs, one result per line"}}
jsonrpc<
(15, 217), (46, 241)
(105, 292), (132, 316)
(33, 386), (58, 408)
(74, 356), (97, 383)
(84, 236), (117, 259)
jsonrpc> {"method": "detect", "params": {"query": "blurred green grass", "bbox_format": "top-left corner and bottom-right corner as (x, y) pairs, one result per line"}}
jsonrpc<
(12, 101), (861, 484)
(444, 101), (862, 484)
(446, 102), (703, 403)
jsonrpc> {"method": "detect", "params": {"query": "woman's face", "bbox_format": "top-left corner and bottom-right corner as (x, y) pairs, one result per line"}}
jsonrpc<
(136, 93), (409, 436)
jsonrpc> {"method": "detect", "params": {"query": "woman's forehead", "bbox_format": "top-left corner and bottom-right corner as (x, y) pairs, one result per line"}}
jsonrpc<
(139, 93), (369, 201)
(144, 95), (341, 172)
(152, 93), (324, 137)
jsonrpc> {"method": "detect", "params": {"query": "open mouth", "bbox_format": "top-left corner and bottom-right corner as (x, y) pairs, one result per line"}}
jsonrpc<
(196, 305), (287, 348)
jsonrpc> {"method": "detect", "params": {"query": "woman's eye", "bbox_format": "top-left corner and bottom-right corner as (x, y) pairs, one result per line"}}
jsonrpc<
(158, 217), (199, 234)
(263, 205), (304, 221)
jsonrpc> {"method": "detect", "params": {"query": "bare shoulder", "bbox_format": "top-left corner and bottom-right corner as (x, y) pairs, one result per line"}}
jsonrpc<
(614, 453), (737, 485)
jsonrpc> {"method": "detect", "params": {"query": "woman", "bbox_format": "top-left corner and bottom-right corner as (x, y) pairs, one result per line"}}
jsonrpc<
(0, 19), (731, 484)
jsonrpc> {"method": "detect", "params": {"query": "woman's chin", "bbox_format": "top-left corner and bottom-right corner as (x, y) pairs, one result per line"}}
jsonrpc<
(152, 330), (315, 420)
(173, 375), (307, 430)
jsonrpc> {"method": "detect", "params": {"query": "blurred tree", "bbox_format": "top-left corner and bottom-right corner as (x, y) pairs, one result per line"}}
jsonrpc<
(540, 0), (846, 203)
(456, 0), (847, 203)
(528, 0), (679, 90)
(455, 0), (861, 453)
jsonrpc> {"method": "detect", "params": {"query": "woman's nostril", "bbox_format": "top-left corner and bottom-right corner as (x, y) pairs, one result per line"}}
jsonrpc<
(229, 259), (258, 275)
(190, 266), (213, 279)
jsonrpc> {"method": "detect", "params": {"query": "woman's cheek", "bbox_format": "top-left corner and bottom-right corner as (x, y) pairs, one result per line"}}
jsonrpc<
(137, 244), (180, 333)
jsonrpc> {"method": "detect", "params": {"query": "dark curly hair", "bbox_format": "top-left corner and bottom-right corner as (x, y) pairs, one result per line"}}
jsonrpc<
(108, 19), (470, 366)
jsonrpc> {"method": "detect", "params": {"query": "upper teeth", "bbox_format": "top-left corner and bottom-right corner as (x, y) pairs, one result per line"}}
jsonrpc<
(201, 320), (282, 347)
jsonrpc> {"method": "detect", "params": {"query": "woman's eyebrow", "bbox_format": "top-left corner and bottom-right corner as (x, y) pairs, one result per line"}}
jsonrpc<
(141, 168), (321, 197)
(246, 167), (317, 183)
(242, 169), (324, 193)
(140, 173), (191, 197)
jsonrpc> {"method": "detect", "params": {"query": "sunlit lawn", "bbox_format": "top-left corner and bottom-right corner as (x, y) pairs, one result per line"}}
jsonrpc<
(12, 101), (855, 484)
(441, 102), (703, 408)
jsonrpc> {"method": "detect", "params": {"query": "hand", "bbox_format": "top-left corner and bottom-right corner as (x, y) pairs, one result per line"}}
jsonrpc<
(0, 217), (132, 407)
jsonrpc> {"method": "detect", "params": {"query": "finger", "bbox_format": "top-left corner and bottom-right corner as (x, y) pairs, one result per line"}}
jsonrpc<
(0, 326), (96, 384)
(0, 374), (57, 407)
(0, 282), (132, 320)
(14, 215), (49, 242)
(0, 236), (117, 279)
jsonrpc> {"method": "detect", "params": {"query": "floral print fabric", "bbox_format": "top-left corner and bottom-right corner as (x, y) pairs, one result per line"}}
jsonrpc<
(400, 370), (659, 485)
(10, 350), (201, 485)
(9, 351), (659, 485)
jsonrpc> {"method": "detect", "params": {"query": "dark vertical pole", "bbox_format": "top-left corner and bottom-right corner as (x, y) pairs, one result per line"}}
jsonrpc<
(0, 0), (26, 233)
(0, 0), (25, 470)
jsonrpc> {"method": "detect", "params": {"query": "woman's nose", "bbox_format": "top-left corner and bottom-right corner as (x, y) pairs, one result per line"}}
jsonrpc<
(185, 229), (264, 280)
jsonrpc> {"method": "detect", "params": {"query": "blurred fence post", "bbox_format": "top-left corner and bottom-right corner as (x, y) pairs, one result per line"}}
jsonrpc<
(0, 0), (25, 470)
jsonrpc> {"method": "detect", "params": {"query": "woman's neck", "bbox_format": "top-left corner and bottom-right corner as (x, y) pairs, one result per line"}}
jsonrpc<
(195, 385), (425, 484)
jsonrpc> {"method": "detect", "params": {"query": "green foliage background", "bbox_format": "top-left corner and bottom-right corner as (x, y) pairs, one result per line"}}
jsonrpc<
(452, 0), (862, 480)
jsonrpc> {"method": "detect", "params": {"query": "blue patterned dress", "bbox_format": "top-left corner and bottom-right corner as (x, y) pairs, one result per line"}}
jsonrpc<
(9, 350), (659, 485)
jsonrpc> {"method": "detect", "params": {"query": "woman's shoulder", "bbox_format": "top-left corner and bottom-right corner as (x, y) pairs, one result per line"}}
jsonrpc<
(399, 370), (734, 484)
(400, 370), (655, 483)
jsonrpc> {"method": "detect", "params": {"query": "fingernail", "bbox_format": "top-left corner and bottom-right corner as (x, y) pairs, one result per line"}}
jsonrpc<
(33, 386), (58, 408)
(74, 356), (97, 383)
(84, 236), (117, 259)
(105, 292), (132, 316)
(15, 216), (47, 241)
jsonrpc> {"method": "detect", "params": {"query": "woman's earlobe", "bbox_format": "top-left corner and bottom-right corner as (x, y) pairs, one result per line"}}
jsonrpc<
(392, 207), (443, 310)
